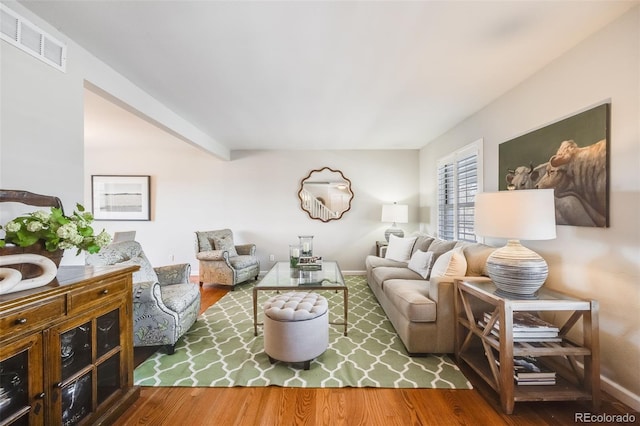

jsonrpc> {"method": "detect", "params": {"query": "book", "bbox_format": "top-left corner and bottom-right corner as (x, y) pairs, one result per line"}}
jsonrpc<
(477, 320), (561, 342)
(512, 356), (556, 379)
(483, 312), (559, 332)
(515, 379), (556, 386)
(479, 311), (561, 343)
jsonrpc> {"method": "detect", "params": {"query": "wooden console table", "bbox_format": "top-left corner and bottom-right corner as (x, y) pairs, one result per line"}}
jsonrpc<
(454, 279), (600, 414)
(0, 265), (139, 425)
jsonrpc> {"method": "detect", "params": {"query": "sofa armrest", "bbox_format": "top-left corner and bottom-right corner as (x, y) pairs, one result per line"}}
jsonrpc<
(154, 263), (191, 285)
(235, 244), (256, 256)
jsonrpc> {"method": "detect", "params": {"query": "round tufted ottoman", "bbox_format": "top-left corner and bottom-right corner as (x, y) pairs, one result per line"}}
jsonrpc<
(263, 291), (329, 370)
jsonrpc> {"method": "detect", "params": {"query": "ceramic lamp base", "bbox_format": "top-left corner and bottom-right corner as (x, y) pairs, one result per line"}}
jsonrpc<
(384, 227), (404, 242)
(486, 240), (548, 296)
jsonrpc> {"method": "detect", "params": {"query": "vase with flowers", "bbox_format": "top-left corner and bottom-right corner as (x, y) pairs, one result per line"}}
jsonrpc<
(0, 203), (112, 278)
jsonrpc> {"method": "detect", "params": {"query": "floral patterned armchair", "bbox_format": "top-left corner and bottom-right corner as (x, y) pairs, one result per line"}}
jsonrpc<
(86, 240), (201, 354)
(195, 229), (260, 289)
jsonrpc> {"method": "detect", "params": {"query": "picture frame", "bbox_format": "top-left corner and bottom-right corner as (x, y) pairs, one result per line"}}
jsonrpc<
(498, 103), (609, 227)
(91, 175), (151, 221)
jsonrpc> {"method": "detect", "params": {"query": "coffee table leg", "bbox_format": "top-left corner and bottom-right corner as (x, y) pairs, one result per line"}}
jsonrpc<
(343, 288), (348, 336)
(253, 287), (258, 336)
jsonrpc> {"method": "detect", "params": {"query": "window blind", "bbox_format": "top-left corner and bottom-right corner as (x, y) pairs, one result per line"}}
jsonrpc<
(436, 140), (482, 242)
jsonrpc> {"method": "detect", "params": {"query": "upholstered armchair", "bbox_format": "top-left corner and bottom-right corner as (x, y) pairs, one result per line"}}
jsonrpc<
(86, 240), (201, 354)
(195, 229), (260, 289)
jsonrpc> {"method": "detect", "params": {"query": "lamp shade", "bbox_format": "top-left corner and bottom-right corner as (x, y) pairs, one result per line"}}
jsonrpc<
(474, 189), (556, 240)
(381, 204), (408, 224)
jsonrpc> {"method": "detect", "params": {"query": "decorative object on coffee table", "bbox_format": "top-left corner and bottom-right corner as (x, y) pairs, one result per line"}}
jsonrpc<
(381, 202), (408, 241)
(298, 235), (314, 256)
(289, 244), (301, 268)
(474, 189), (556, 296)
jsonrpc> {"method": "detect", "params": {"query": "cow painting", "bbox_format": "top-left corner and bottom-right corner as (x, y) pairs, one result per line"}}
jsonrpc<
(506, 162), (547, 190)
(505, 160), (600, 227)
(498, 103), (609, 227)
(536, 139), (607, 227)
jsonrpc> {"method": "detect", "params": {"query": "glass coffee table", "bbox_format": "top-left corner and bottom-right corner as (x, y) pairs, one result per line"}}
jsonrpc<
(252, 261), (348, 336)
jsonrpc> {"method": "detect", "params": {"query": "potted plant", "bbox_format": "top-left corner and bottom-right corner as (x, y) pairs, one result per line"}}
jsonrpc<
(0, 203), (112, 276)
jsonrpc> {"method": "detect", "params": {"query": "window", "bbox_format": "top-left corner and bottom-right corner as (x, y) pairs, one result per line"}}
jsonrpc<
(437, 140), (483, 242)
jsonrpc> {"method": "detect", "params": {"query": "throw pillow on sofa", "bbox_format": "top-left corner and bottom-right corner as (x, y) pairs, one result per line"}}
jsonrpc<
(407, 250), (434, 279)
(430, 247), (467, 278)
(427, 238), (458, 262)
(385, 234), (417, 262)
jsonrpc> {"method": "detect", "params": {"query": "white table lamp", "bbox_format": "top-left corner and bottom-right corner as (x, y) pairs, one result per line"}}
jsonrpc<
(474, 189), (556, 296)
(381, 203), (408, 241)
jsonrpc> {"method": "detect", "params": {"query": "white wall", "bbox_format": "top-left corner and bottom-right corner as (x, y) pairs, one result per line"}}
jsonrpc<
(83, 89), (419, 272)
(0, 11), (84, 212)
(420, 7), (640, 409)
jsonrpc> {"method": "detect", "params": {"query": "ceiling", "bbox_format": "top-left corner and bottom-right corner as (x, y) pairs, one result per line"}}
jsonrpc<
(21, 1), (637, 151)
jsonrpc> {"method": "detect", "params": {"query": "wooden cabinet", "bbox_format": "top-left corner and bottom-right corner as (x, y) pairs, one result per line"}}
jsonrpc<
(454, 279), (600, 414)
(0, 266), (139, 426)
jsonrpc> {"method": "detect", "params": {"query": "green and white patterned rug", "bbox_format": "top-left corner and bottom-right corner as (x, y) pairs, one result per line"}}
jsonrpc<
(134, 275), (471, 389)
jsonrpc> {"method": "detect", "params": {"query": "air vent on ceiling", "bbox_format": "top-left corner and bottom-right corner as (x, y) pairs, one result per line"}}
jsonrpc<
(0, 4), (66, 72)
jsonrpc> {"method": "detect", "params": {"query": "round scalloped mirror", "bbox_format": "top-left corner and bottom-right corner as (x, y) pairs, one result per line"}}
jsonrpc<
(298, 167), (353, 222)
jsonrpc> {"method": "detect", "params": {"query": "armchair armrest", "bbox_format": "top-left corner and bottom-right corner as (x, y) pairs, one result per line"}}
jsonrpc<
(154, 263), (191, 285)
(132, 281), (163, 304)
(196, 250), (225, 261)
(236, 244), (256, 256)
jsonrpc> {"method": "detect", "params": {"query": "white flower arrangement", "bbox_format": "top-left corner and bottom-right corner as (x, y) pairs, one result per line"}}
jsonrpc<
(0, 204), (111, 254)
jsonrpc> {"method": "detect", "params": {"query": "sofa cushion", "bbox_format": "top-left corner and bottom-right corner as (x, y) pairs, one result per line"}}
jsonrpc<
(428, 239), (458, 262)
(410, 233), (435, 255)
(230, 255), (259, 269)
(462, 243), (495, 276)
(383, 279), (436, 322)
(372, 266), (423, 288)
(385, 234), (417, 262)
(160, 283), (201, 312)
(430, 247), (467, 278)
(208, 229), (238, 257)
(407, 250), (434, 279)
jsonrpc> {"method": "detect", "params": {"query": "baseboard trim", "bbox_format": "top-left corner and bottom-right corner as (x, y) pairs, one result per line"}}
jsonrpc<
(600, 373), (640, 412)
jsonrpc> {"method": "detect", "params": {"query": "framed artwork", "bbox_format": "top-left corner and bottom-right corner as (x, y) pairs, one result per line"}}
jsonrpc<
(91, 175), (151, 221)
(498, 103), (609, 227)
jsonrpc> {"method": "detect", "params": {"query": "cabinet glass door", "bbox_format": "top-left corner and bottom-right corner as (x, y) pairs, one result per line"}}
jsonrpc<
(97, 309), (120, 358)
(61, 322), (92, 382)
(61, 372), (92, 426)
(97, 354), (120, 405)
(0, 351), (29, 425)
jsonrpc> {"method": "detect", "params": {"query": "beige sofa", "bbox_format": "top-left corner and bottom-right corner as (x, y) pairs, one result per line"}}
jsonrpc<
(365, 234), (494, 355)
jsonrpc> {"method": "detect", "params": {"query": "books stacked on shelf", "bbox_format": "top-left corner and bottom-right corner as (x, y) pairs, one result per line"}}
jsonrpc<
(512, 356), (557, 386)
(477, 311), (561, 342)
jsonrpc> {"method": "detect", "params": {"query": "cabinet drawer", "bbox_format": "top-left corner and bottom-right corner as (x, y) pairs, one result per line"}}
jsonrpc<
(68, 278), (126, 314)
(0, 295), (66, 337)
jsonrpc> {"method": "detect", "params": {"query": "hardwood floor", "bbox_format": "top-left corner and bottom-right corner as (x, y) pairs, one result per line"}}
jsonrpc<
(118, 279), (638, 426)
